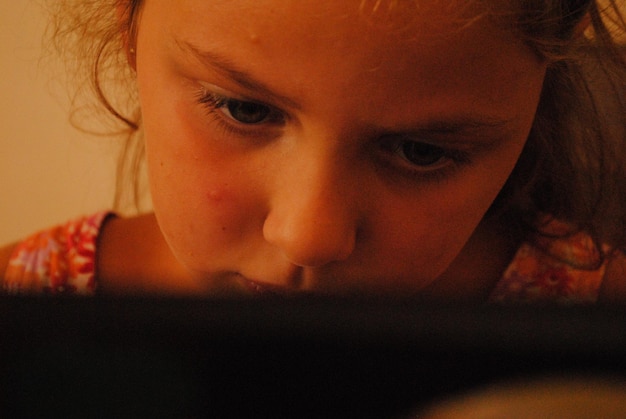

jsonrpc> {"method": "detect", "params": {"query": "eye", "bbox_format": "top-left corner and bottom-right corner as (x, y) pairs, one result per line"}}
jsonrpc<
(377, 134), (473, 181)
(197, 88), (284, 127)
(381, 134), (449, 168)
(219, 99), (272, 124)
(397, 141), (446, 167)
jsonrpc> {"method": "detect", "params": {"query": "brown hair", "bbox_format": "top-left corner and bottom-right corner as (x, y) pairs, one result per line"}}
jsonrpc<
(495, 0), (626, 260)
(45, 0), (144, 212)
(48, 0), (626, 258)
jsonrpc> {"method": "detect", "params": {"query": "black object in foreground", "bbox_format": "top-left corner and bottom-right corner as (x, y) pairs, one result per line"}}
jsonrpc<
(0, 296), (625, 418)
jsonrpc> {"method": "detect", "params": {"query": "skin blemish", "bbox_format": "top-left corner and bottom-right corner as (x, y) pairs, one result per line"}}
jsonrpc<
(207, 186), (231, 203)
(207, 190), (223, 202)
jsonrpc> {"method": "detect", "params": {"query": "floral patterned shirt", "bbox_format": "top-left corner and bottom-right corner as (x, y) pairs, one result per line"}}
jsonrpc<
(490, 236), (607, 304)
(489, 229), (606, 304)
(3, 212), (112, 295)
(2, 213), (609, 302)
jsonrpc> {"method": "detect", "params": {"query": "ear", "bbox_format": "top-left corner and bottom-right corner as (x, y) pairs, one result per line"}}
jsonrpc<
(117, 1), (137, 70)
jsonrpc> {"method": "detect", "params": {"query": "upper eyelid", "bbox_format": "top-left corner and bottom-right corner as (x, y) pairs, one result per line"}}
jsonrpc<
(198, 86), (282, 113)
(198, 82), (272, 106)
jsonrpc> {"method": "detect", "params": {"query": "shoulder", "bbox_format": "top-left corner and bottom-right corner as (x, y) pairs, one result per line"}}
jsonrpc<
(1, 212), (112, 295)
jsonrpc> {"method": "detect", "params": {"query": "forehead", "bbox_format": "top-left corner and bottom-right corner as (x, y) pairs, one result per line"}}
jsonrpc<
(160, 0), (490, 39)
(144, 0), (523, 75)
(139, 0), (541, 126)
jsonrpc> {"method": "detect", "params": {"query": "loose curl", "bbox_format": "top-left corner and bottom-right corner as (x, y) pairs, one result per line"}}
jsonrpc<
(496, 0), (626, 262)
(47, 0), (626, 260)
(45, 0), (144, 212)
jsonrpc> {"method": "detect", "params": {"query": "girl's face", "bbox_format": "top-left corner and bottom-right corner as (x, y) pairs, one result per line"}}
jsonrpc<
(135, 0), (547, 295)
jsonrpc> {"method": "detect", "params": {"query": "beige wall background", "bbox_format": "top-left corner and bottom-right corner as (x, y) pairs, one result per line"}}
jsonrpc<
(1, 1), (117, 245)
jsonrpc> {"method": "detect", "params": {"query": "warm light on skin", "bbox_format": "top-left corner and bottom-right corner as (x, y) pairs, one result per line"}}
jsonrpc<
(134, 0), (547, 296)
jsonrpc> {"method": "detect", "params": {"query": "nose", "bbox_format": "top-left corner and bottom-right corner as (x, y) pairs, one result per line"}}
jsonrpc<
(262, 153), (358, 268)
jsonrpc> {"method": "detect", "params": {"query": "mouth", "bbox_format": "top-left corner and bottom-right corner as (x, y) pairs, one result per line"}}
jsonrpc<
(240, 277), (305, 296)
(236, 266), (309, 296)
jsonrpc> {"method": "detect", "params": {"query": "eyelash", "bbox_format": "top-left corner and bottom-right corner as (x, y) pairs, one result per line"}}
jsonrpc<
(194, 88), (473, 183)
(195, 89), (285, 138)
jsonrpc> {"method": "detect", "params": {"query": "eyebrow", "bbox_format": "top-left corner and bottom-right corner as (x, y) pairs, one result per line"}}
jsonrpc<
(177, 39), (302, 110)
(177, 39), (515, 138)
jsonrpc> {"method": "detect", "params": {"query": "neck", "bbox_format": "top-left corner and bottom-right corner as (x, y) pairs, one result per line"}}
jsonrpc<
(97, 213), (206, 296)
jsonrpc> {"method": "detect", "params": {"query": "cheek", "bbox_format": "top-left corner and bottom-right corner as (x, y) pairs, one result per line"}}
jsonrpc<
(377, 147), (523, 281)
(149, 160), (267, 271)
(379, 197), (485, 279)
(142, 97), (264, 259)
(149, 161), (247, 248)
